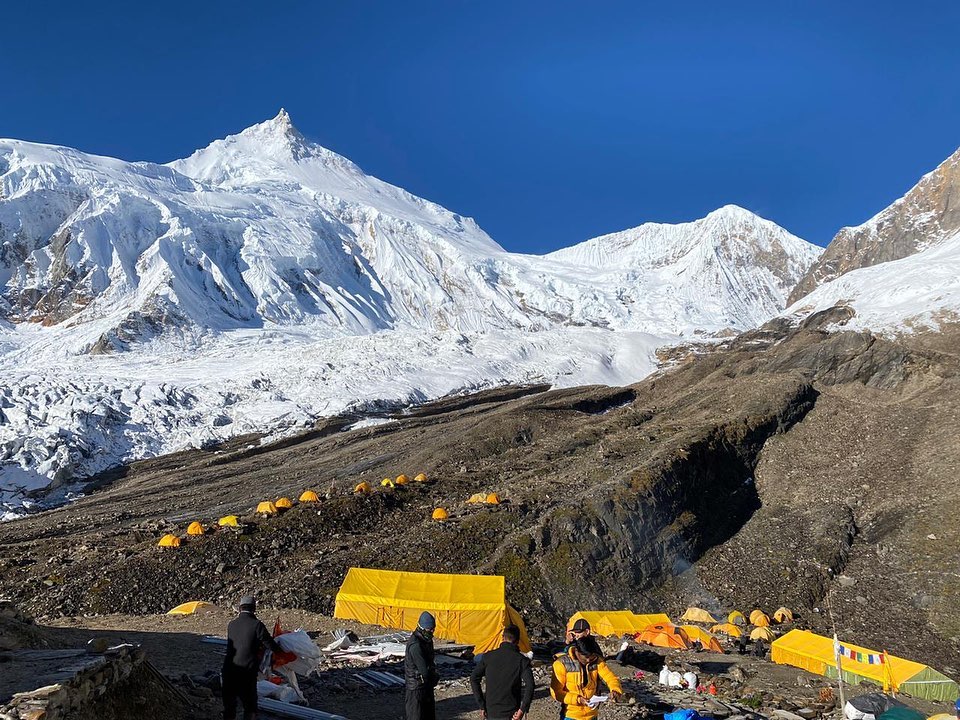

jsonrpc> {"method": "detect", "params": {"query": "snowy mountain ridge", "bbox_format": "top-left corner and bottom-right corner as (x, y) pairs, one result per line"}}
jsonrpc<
(0, 111), (823, 512)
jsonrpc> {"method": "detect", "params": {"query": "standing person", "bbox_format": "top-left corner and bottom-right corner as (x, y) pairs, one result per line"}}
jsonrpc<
(405, 611), (439, 720)
(471, 625), (534, 720)
(222, 595), (283, 720)
(551, 636), (624, 720)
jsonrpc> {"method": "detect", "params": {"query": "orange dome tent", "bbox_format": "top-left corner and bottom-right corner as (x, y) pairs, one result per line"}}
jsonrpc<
(256, 501), (278, 516)
(750, 609), (771, 627)
(635, 623), (691, 650)
(186, 522), (205, 536)
(710, 623), (743, 638)
(680, 625), (725, 652)
(484, 493), (501, 505)
(395, 474), (409, 485)
(432, 507), (449, 521)
(773, 607), (794, 623)
(414, 473), (429, 483)
(157, 534), (181, 548)
(275, 497), (293, 509)
(354, 482), (372, 494)
(299, 490), (320, 503)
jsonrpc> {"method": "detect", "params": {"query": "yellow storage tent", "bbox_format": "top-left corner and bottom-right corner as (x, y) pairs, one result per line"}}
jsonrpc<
(750, 626), (776, 642)
(167, 601), (216, 615)
(414, 473), (429, 483)
(276, 497), (293, 509)
(431, 507), (449, 521)
(354, 482), (372, 494)
(773, 607), (794, 623)
(334, 567), (530, 654)
(256, 501), (278, 515)
(396, 474), (409, 485)
(567, 611), (670, 638)
(186, 521), (205, 536)
(750, 609), (770, 627)
(710, 623), (743, 638)
(218, 515), (240, 527)
(680, 625), (725, 652)
(728, 610), (746, 626)
(299, 490), (320, 503)
(681, 607), (718, 624)
(157, 534), (181, 548)
(467, 492), (487, 504)
(772, 630), (958, 701)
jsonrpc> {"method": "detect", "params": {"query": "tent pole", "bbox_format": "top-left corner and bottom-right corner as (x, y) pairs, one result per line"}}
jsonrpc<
(833, 632), (847, 712)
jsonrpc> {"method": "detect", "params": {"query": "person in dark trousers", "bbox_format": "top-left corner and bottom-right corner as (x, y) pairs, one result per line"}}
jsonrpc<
(222, 595), (282, 720)
(405, 611), (439, 720)
(471, 625), (534, 720)
(737, 633), (748, 655)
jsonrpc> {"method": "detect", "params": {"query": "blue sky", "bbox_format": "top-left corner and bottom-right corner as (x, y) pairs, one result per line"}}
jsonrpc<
(3, 1), (959, 252)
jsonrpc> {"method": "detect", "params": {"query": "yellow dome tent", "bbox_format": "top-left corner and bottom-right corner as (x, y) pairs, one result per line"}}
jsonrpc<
(186, 521), (205, 536)
(167, 601), (216, 615)
(431, 507), (449, 521)
(680, 625), (725, 652)
(467, 492), (487, 504)
(218, 515), (240, 527)
(381, 478), (395, 488)
(680, 607), (718, 624)
(275, 497), (293, 509)
(395, 474), (409, 485)
(710, 623), (743, 638)
(354, 482), (372, 494)
(414, 473), (428, 483)
(157, 534), (181, 548)
(728, 610), (746, 626)
(256, 501), (278, 516)
(773, 607), (794, 623)
(484, 493), (501, 505)
(299, 490), (320, 503)
(750, 626), (776, 642)
(750, 609), (771, 627)
(334, 567), (530, 655)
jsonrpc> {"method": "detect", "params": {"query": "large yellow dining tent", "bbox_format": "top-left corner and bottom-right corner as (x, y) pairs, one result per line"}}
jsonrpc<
(334, 567), (530, 654)
(567, 611), (670, 637)
(771, 630), (959, 701)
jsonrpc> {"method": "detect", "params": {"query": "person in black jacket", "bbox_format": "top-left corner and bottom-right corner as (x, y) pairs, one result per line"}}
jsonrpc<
(405, 611), (439, 720)
(471, 625), (534, 720)
(222, 595), (283, 720)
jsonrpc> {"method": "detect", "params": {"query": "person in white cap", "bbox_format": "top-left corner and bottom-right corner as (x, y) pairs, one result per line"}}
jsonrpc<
(222, 595), (282, 720)
(405, 611), (439, 720)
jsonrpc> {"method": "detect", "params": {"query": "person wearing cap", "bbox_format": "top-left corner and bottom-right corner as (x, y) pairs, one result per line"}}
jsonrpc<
(470, 624), (534, 720)
(566, 618), (592, 646)
(550, 636), (623, 720)
(222, 595), (283, 720)
(405, 611), (439, 720)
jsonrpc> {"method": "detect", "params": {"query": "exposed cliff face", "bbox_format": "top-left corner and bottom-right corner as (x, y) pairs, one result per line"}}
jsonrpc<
(789, 146), (960, 303)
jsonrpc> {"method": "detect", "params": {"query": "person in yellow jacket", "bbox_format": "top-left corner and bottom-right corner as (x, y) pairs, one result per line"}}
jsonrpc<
(550, 636), (623, 720)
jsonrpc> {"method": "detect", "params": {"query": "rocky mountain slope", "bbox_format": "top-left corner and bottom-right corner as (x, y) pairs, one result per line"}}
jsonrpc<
(789, 145), (960, 304)
(1, 315), (957, 676)
(0, 112), (821, 509)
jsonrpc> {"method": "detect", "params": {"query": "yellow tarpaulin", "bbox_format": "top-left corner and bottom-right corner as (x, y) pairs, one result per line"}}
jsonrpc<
(167, 601), (216, 615)
(567, 611), (670, 637)
(771, 629), (959, 701)
(334, 567), (530, 654)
